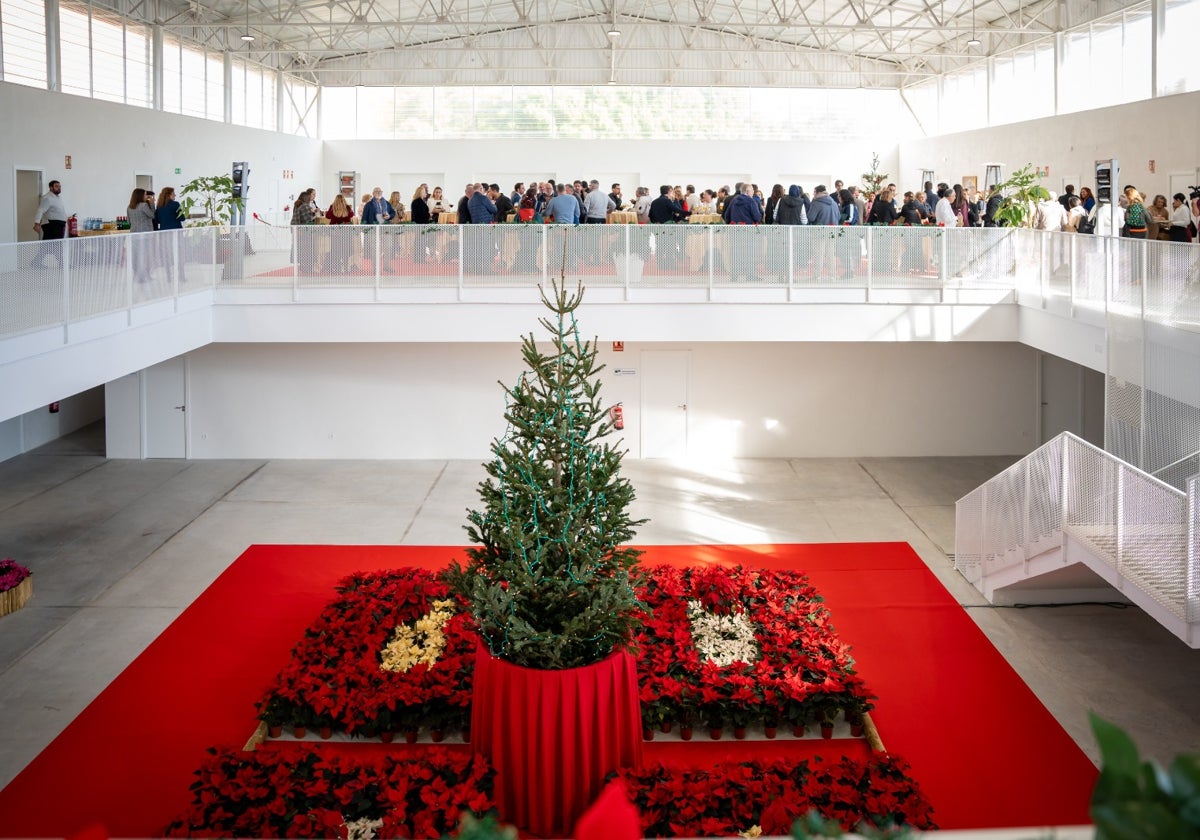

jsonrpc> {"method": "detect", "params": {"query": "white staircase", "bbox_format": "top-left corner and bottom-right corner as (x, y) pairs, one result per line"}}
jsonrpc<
(955, 432), (1200, 647)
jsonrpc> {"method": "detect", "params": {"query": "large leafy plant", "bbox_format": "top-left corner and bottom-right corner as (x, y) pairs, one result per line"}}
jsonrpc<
(178, 173), (244, 226)
(991, 163), (1051, 228)
(1090, 712), (1200, 839)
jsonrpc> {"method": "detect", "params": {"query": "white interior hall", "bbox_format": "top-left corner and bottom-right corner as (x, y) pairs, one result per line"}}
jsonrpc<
(2, 0), (1200, 820)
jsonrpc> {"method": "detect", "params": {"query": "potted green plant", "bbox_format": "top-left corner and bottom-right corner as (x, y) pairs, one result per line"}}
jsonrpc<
(991, 163), (1051, 228)
(177, 173), (249, 279)
(178, 173), (243, 227)
(1089, 712), (1200, 839)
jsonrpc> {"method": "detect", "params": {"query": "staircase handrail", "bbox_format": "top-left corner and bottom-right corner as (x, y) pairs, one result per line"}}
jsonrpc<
(956, 431), (1198, 636)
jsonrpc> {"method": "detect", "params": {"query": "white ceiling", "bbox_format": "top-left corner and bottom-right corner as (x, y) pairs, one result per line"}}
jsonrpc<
(125, 0), (1144, 87)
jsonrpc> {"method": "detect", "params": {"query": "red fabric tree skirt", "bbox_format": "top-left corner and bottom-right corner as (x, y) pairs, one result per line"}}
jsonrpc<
(471, 642), (643, 837)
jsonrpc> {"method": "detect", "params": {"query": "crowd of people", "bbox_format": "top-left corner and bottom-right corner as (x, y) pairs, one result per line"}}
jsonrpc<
(27, 174), (1200, 276)
(281, 177), (1199, 242)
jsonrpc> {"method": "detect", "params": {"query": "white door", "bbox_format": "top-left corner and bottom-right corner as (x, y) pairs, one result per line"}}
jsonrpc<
(144, 357), (187, 458)
(15, 169), (43, 243)
(641, 350), (690, 458)
(1040, 352), (1082, 444)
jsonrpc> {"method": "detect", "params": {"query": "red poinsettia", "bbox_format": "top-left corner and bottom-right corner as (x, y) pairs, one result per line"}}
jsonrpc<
(164, 746), (495, 838)
(257, 569), (477, 737)
(618, 754), (936, 837)
(635, 565), (874, 731)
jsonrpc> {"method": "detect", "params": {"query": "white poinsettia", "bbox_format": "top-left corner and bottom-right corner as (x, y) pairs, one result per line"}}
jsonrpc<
(343, 816), (384, 840)
(687, 600), (759, 667)
(380, 599), (456, 673)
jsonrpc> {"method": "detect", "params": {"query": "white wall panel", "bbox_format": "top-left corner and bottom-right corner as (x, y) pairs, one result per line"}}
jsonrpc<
(184, 341), (1038, 459)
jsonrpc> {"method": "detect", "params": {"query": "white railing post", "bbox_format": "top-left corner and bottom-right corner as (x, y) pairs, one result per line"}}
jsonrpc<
(125, 235), (135, 325)
(1188, 477), (1198, 623)
(172, 231), (180, 311)
(1115, 466), (1126, 590)
(623, 224), (631, 301)
(865, 226), (873, 302)
(787, 226), (794, 301)
(707, 225), (714, 300)
(61, 237), (71, 344)
(457, 225), (464, 299)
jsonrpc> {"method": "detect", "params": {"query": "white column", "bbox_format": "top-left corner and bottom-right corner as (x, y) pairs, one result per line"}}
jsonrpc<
(152, 24), (163, 110)
(45, 0), (61, 92)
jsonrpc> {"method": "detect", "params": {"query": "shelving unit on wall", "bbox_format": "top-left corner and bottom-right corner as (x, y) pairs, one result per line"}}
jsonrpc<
(337, 171), (358, 201)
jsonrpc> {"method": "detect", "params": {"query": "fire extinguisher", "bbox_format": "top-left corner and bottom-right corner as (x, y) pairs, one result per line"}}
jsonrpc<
(68, 215), (79, 237)
(609, 404), (624, 430)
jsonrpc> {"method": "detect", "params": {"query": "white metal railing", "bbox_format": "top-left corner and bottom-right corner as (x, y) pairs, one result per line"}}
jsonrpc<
(0, 227), (220, 341)
(955, 431), (1200, 645)
(4, 223), (1199, 343)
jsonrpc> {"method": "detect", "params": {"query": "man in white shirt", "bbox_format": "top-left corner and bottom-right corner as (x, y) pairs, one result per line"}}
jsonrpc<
(934, 188), (957, 227)
(33, 180), (68, 268)
(634, 187), (654, 225)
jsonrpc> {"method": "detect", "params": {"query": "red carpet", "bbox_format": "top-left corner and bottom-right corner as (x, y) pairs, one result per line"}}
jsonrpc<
(0, 543), (1096, 837)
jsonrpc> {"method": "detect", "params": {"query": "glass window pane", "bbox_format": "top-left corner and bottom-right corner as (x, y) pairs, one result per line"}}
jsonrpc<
(1161, 0), (1199, 94)
(206, 53), (223, 121)
(162, 37), (182, 113)
(60, 2), (91, 98)
(90, 11), (125, 103)
(1, 0), (47, 88)
(124, 21), (150, 107)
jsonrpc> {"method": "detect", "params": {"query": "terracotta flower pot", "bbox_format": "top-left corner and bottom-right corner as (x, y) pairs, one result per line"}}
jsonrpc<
(267, 725), (282, 739)
(820, 723), (834, 740)
(791, 725), (806, 738)
(733, 726), (747, 740)
(292, 726), (307, 739)
(380, 731), (394, 743)
(405, 729), (419, 744)
(319, 726), (333, 740)
(763, 725), (778, 739)
(430, 729), (445, 743)
(709, 727), (724, 740)
(642, 727), (655, 741)
(659, 721), (673, 734)
(679, 726), (694, 741)
(851, 722), (865, 737)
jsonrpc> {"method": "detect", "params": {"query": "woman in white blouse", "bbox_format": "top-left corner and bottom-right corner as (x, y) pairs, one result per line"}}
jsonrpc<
(1168, 193), (1193, 243)
(428, 186), (447, 221)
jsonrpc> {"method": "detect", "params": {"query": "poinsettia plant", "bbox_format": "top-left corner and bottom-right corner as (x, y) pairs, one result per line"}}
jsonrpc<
(617, 754), (935, 837)
(256, 568), (475, 738)
(256, 564), (873, 740)
(0, 558), (31, 592)
(635, 565), (873, 732)
(164, 745), (496, 838)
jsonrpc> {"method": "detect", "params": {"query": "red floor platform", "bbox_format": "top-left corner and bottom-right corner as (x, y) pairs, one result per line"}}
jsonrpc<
(0, 543), (1097, 837)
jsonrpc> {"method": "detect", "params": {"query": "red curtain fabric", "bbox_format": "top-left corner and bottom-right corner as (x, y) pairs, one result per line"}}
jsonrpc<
(471, 641), (644, 837)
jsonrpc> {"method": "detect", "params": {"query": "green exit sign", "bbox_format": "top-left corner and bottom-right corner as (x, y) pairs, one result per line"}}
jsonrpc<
(174, 167), (182, 174)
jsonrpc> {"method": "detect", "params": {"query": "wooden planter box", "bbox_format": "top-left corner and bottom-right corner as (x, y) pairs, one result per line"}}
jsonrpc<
(0, 576), (32, 618)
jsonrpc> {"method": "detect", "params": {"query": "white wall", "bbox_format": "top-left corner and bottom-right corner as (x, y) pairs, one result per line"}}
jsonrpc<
(0, 81), (324, 243)
(322, 139), (896, 203)
(898, 90), (1200, 200)
(0, 385), (104, 461)
(181, 341), (1037, 459)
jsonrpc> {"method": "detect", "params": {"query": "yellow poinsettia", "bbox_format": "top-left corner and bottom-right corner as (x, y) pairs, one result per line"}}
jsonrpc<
(380, 600), (457, 673)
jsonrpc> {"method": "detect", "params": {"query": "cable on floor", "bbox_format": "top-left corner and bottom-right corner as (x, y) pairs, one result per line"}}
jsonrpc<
(960, 601), (1130, 610)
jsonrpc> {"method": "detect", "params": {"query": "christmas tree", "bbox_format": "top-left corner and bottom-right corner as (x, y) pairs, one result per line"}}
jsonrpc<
(447, 279), (646, 670)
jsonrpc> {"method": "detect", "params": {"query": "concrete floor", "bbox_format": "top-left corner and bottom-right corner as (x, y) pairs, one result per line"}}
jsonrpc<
(1, 421), (1199, 796)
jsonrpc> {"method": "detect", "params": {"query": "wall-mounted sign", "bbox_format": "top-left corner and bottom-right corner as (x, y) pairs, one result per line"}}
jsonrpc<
(64, 155), (72, 170)
(612, 341), (624, 352)
(613, 368), (637, 376)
